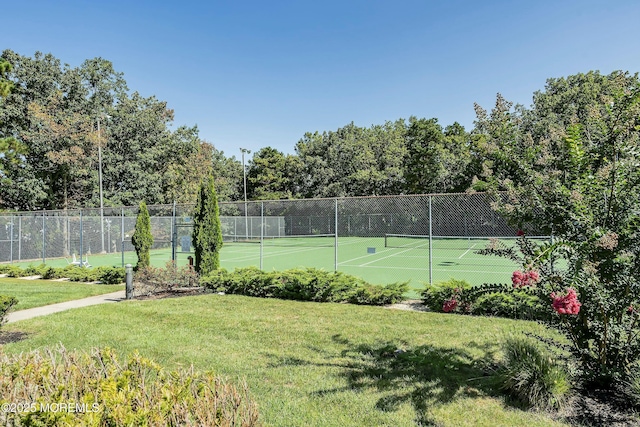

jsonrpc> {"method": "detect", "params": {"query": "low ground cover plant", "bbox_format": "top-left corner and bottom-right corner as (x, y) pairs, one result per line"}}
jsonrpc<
(0, 346), (260, 426)
(201, 267), (407, 305)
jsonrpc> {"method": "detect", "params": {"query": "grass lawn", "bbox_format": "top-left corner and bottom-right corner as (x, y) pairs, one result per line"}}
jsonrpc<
(0, 294), (570, 426)
(0, 278), (124, 310)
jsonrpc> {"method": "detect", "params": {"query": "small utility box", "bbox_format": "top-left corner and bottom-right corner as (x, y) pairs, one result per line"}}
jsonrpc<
(367, 247), (376, 254)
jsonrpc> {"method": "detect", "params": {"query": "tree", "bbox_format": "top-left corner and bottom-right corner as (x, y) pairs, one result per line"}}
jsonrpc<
(474, 71), (640, 389)
(404, 117), (473, 194)
(295, 120), (409, 197)
(192, 175), (223, 275)
(0, 49), (206, 210)
(132, 201), (153, 269)
(246, 147), (300, 200)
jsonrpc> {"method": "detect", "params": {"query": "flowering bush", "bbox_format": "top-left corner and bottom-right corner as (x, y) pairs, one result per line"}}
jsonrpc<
(474, 71), (640, 389)
(421, 279), (472, 314)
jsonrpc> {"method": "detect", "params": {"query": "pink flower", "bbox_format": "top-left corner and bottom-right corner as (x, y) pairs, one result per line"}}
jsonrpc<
(551, 288), (581, 315)
(443, 298), (458, 313)
(511, 270), (540, 288)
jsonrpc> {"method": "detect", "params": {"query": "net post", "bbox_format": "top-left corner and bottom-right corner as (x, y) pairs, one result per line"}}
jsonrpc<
(334, 198), (339, 272)
(260, 202), (264, 270)
(428, 195), (433, 286)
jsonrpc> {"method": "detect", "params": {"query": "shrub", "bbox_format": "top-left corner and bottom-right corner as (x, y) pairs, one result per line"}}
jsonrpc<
(499, 336), (571, 410)
(0, 295), (17, 327)
(134, 262), (200, 296)
(65, 266), (99, 283)
(0, 265), (23, 278)
(475, 74), (640, 387)
(201, 267), (407, 306)
(95, 266), (126, 284)
(193, 175), (223, 275)
(0, 346), (260, 426)
(471, 285), (546, 320)
(623, 364), (640, 408)
(132, 201), (153, 270)
(421, 279), (472, 313)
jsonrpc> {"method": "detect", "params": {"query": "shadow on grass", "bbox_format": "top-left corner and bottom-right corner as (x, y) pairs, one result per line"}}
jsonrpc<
(270, 335), (503, 426)
(0, 330), (29, 344)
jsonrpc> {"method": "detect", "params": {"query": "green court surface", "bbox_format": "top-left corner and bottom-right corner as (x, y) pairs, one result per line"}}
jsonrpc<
(9, 236), (524, 295)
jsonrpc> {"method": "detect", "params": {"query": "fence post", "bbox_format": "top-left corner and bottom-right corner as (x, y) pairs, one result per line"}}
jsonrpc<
(335, 198), (338, 272)
(171, 201), (177, 263)
(18, 216), (22, 262)
(121, 207), (125, 268)
(79, 210), (83, 267)
(125, 264), (133, 299)
(260, 202), (264, 270)
(42, 210), (46, 264)
(9, 216), (13, 263)
(428, 195), (433, 286)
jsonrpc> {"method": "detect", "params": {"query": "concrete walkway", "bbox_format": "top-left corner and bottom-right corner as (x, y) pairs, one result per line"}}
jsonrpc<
(5, 291), (126, 324)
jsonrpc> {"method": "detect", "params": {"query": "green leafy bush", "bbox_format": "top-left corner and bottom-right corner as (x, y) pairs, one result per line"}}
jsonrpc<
(0, 295), (17, 326)
(470, 284), (546, 320)
(421, 279), (473, 313)
(0, 264), (23, 277)
(0, 346), (260, 426)
(499, 336), (571, 410)
(95, 266), (125, 284)
(65, 267), (96, 282)
(201, 267), (407, 305)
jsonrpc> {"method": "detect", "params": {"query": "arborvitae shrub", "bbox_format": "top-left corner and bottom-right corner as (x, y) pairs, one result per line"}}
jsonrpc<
(131, 201), (153, 270)
(192, 175), (223, 275)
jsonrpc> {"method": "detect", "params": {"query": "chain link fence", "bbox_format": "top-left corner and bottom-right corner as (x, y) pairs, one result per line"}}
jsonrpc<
(0, 193), (545, 290)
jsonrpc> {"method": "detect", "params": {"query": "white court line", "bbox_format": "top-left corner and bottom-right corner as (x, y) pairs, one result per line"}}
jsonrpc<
(458, 243), (478, 259)
(358, 243), (429, 267)
(337, 247), (398, 265)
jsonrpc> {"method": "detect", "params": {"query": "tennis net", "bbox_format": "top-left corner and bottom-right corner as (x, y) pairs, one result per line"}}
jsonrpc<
(223, 234), (336, 247)
(384, 234), (551, 251)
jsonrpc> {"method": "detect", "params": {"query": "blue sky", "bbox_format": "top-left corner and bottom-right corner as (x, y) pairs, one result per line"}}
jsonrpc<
(5, 1), (640, 158)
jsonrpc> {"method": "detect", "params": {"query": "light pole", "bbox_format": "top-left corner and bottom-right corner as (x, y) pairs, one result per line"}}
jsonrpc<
(97, 116), (105, 253)
(240, 148), (251, 240)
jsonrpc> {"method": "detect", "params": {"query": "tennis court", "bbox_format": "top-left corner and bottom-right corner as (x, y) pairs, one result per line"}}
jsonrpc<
(9, 234), (533, 294)
(2, 194), (546, 296)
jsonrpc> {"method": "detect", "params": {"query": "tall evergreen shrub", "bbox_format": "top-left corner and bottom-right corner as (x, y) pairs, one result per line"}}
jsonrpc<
(193, 175), (223, 275)
(132, 201), (153, 269)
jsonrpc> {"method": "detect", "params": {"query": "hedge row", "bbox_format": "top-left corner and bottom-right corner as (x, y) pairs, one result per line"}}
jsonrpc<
(201, 267), (408, 306)
(0, 264), (125, 285)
